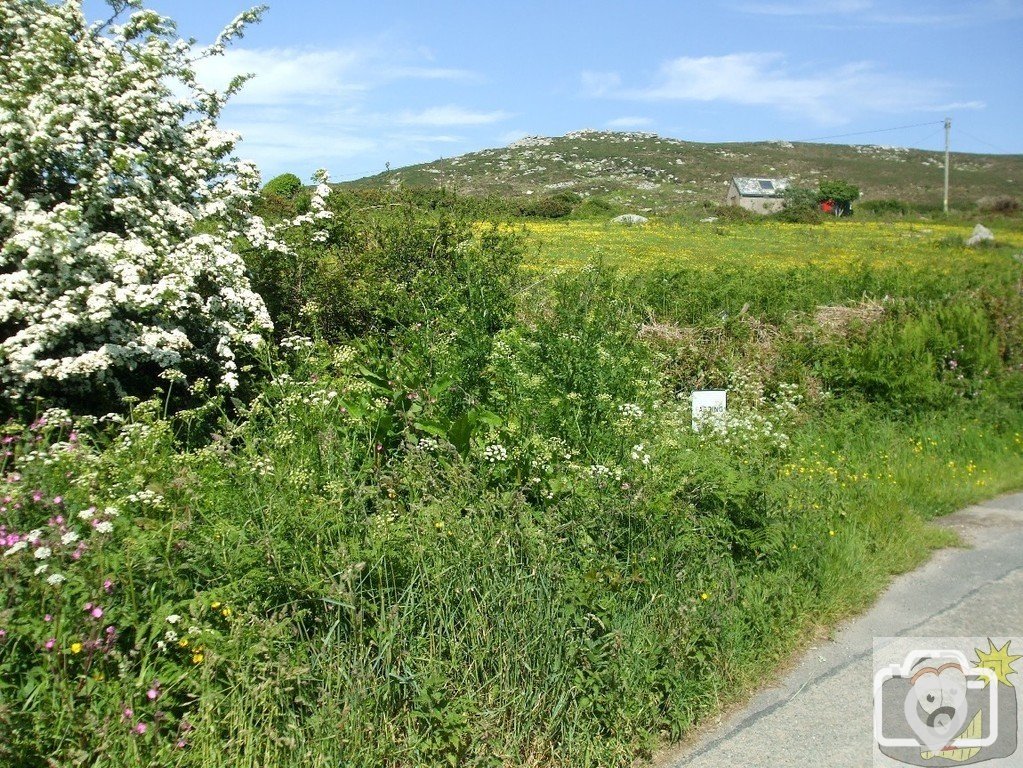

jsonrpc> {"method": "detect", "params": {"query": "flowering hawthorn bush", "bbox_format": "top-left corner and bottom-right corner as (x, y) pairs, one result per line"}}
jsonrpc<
(0, 0), (276, 407)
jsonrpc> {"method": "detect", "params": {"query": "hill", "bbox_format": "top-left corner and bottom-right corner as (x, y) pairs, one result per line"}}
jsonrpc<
(345, 130), (1023, 213)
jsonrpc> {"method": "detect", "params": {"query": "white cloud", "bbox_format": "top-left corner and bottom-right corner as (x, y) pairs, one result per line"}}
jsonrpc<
(739, 0), (873, 15)
(194, 46), (480, 107)
(738, 0), (1023, 25)
(187, 45), (503, 177)
(396, 106), (512, 127)
(581, 71), (622, 97)
(497, 129), (531, 145)
(384, 132), (464, 144)
(922, 100), (987, 112)
(386, 66), (480, 81)
(606, 116), (654, 129)
(594, 53), (974, 124)
(194, 48), (368, 105)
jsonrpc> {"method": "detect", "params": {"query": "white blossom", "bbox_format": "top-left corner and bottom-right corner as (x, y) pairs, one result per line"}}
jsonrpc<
(0, 1), (273, 401)
(4, 541), (27, 557)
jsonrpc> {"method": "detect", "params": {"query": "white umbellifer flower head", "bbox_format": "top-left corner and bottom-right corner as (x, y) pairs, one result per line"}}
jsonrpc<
(34, 546), (52, 560)
(61, 531), (80, 545)
(483, 444), (508, 463)
(618, 403), (644, 419)
(4, 541), (28, 557)
(94, 521), (114, 534)
(166, 614), (181, 624)
(46, 573), (66, 585)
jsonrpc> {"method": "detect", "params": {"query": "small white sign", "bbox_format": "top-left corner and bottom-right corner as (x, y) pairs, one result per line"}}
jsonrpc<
(692, 390), (727, 431)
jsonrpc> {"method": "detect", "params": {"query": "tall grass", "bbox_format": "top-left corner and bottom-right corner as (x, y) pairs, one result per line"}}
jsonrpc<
(3, 205), (1023, 766)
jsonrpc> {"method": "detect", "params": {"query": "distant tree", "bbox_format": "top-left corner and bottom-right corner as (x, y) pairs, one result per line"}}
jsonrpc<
(782, 186), (821, 211)
(818, 180), (860, 216)
(263, 173), (304, 200)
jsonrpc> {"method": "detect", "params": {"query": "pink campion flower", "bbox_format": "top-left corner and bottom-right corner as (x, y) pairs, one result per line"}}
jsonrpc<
(122, 708), (133, 720)
(103, 579), (114, 593)
(90, 607), (104, 619)
(32, 491), (42, 502)
(146, 681), (161, 700)
(68, 432), (78, 443)
(44, 638), (55, 650)
(53, 497), (63, 506)
(44, 614), (52, 622)
(133, 722), (148, 735)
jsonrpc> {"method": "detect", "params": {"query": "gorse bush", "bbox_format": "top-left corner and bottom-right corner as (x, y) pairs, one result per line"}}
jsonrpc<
(0, 1), (273, 411)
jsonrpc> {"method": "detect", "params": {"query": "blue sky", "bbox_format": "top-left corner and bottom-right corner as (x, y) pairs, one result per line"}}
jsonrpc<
(86, 0), (1023, 182)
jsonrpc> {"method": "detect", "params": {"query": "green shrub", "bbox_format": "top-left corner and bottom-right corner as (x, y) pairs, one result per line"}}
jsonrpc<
(517, 196), (575, 218)
(859, 199), (909, 216)
(713, 204), (758, 222)
(262, 172), (304, 199)
(976, 195), (1020, 214)
(244, 188), (523, 343)
(774, 204), (824, 224)
(573, 196), (623, 219)
(817, 299), (1002, 411)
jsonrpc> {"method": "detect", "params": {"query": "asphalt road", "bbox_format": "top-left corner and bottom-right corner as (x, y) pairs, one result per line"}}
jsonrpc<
(657, 491), (1023, 768)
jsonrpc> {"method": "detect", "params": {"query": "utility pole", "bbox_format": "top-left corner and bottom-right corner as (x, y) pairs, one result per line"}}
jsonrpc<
(943, 117), (951, 213)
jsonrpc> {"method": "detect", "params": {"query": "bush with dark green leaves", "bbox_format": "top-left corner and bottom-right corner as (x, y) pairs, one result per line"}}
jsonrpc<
(517, 195), (575, 218)
(262, 172), (304, 199)
(859, 198), (909, 216)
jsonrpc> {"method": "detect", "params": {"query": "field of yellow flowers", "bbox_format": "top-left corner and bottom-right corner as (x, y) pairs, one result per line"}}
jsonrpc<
(517, 219), (1023, 274)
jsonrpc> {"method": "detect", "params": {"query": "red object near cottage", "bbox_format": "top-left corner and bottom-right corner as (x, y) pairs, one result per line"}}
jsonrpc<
(820, 199), (835, 214)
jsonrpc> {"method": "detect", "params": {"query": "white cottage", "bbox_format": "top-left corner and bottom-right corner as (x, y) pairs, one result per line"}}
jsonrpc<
(724, 177), (790, 214)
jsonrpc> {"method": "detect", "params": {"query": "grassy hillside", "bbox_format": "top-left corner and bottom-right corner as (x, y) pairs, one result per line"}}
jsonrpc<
(345, 130), (1023, 213)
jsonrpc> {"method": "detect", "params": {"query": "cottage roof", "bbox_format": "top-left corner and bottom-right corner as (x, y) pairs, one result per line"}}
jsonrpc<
(731, 177), (790, 198)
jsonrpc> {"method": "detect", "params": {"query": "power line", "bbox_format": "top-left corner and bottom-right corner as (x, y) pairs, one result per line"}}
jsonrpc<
(797, 120), (945, 143)
(914, 127), (946, 149)
(957, 129), (1011, 154)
